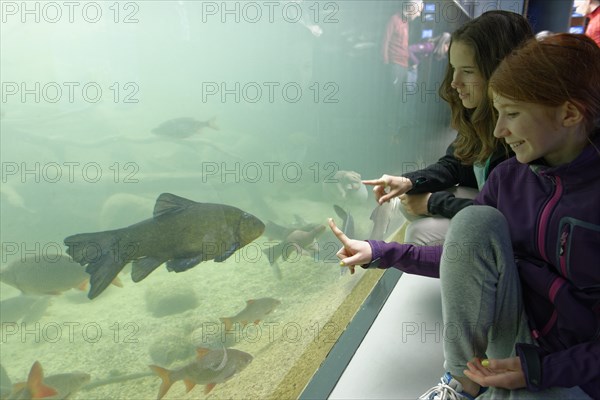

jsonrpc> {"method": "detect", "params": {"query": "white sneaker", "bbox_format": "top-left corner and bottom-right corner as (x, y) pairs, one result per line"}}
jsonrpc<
(418, 372), (481, 400)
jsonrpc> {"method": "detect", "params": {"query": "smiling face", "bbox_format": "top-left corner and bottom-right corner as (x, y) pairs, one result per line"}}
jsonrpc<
(492, 93), (587, 166)
(449, 41), (486, 109)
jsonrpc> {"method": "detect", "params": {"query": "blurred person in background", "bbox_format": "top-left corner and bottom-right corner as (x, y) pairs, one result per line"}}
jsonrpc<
(382, 0), (424, 131)
(577, 0), (600, 46)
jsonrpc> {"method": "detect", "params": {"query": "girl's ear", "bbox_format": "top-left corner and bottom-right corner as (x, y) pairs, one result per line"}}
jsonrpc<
(562, 101), (584, 127)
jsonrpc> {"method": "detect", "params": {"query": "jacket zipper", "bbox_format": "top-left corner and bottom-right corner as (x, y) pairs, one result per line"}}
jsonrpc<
(532, 174), (564, 340)
(537, 175), (562, 262)
(559, 225), (569, 277)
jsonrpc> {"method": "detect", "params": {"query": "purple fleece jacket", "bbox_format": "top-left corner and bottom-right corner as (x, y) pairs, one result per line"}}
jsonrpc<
(366, 136), (600, 397)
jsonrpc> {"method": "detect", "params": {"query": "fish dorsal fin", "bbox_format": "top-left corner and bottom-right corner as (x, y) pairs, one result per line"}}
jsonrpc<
(293, 214), (308, 226)
(153, 193), (197, 218)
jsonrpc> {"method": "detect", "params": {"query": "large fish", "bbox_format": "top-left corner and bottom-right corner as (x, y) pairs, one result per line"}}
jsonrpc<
(1, 255), (91, 295)
(150, 348), (252, 399)
(220, 297), (281, 331)
(64, 193), (265, 299)
(151, 117), (218, 139)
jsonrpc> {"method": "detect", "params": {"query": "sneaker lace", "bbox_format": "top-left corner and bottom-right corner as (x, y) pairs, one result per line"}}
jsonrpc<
(418, 382), (466, 400)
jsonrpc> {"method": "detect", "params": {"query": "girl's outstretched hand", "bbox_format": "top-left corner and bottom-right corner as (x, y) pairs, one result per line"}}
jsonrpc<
(362, 174), (413, 204)
(328, 218), (373, 274)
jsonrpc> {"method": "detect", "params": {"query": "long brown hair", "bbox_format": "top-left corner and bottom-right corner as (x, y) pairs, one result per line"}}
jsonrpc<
(439, 11), (533, 164)
(489, 34), (600, 137)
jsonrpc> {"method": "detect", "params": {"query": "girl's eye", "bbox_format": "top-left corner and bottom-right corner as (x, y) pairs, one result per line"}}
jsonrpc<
(507, 112), (519, 118)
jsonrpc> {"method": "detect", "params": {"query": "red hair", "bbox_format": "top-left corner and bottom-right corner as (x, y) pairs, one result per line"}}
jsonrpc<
(489, 34), (600, 136)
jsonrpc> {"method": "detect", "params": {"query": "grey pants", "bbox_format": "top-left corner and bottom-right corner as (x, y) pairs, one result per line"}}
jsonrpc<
(440, 206), (590, 399)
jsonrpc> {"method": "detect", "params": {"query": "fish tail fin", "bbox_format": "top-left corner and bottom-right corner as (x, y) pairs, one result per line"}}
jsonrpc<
(27, 361), (57, 398)
(149, 365), (173, 400)
(207, 116), (219, 130)
(64, 230), (130, 299)
(263, 244), (283, 279)
(263, 242), (287, 265)
(262, 247), (275, 265)
(262, 246), (283, 279)
(219, 317), (233, 332)
(272, 261), (283, 280)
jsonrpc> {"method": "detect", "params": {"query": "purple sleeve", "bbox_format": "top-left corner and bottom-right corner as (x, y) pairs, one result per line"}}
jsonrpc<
(408, 41), (435, 66)
(517, 341), (600, 394)
(365, 240), (443, 278)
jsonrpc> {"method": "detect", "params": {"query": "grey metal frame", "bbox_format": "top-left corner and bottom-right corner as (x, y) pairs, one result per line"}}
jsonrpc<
(299, 268), (403, 399)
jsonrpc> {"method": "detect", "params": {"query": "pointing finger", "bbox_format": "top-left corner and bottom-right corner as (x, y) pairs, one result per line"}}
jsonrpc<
(361, 179), (384, 186)
(328, 218), (350, 245)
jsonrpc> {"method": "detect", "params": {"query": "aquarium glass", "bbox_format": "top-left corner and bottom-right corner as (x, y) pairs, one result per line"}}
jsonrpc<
(1, 1), (468, 398)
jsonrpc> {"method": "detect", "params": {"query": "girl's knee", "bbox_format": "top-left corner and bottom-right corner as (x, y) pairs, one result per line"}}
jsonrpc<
(448, 206), (508, 240)
(453, 205), (505, 227)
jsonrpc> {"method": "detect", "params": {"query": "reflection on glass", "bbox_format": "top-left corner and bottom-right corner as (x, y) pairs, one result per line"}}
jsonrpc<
(0, 1), (462, 398)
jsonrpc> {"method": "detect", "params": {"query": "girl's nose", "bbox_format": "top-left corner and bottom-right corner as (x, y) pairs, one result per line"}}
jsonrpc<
(450, 72), (461, 89)
(494, 121), (509, 138)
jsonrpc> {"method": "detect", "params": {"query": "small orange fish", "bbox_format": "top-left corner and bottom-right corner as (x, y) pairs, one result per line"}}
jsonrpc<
(8, 361), (57, 399)
(220, 298), (281, 331)
(149, 348), (252, 400)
